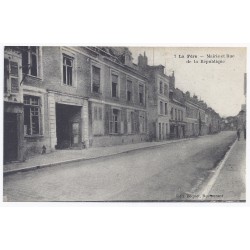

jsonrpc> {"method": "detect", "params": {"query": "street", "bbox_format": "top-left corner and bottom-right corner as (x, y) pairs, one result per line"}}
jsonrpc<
(3, 131), (241, 202)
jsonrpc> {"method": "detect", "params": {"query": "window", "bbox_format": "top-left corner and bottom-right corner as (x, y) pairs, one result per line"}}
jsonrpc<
(63, 55), (73, 86)
(111, 74), (118, 98)
(110, 109), (119, 134)
(166, 123), (168, 136)
(171, 107), (174, 120)
(24, 95), (41, 135)
(159, 81), (163, 94)
(127, 80), (133, 102)
(22, 46), (38, 76)
(164, 84), (168, 96)
(175, 109), (177, 120)
(127, 110), (136, 134)
(139, 84), (144, 104)
(92, 65), (101, 93)
(139, 111), (146, 133)
(160, 101), (163, 115)
(93, 104), (103, 135)
(165, 103), (168, 115)
(4, 58), (19, 93)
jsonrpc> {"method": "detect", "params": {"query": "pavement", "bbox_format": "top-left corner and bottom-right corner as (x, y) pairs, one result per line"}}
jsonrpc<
(3, 137), (195, 175)
(205, 138), (246, 201)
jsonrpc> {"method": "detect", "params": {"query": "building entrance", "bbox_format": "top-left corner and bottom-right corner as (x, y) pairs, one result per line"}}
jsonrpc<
(4, 113), (18, 163)
(56, 103), (82, 149)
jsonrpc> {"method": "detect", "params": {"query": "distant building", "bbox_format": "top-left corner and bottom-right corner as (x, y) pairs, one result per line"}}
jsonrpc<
(184, 92), (206, 137)
(169, 84), (186, 139)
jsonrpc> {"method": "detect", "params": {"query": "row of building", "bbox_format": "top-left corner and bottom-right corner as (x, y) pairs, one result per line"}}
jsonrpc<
(4, 46), (221, 163)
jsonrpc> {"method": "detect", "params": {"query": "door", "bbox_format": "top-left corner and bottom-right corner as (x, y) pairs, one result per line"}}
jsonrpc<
(71, 122), (80, 146)
(4, 113), (18, 163)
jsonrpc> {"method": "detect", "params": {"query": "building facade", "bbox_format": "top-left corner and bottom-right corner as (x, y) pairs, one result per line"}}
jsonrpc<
(169, 86), (186, 139)
(184, 92), (207, 137)
(3, 46), (148, 161)
(138, 53), (171, 141)
(3, 46), (223, 163)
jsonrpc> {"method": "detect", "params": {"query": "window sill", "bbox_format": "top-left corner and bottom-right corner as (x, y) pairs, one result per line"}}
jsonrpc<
(23, 74), (42, 81)
(61, 83), (77, 88)
(24, 134), (44, 138)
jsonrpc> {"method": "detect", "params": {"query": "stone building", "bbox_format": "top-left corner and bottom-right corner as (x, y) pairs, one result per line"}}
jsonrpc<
(205, 107), (221, 134)
(184, 92), (206, 137)
(137, 53), (171, 141)
(3, 46), (148, 161)
(169, 85), (186, 139)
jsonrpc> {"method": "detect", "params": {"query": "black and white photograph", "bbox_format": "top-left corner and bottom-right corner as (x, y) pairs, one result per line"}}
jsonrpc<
(2, 46), (246, 202)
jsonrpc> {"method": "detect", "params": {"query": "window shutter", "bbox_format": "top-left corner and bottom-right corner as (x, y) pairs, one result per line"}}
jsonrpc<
(11, 78), (19, 93)
(135, 110), (140, 133)
(10, 61), (19, 93)
(104, 105), (111, 135)
(4, 58), (9, 93)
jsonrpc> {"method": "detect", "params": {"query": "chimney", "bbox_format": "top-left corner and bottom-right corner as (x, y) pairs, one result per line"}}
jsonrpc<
(170, 71), (175, 88)
(138, 51), (148, 69)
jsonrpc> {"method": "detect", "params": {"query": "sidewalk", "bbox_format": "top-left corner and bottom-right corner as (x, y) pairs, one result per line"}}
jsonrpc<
(3, 137), (194, 175)
(206, 139), (246, 201)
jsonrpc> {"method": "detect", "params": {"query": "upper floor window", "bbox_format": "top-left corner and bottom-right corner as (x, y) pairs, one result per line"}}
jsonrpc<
(111, 74), (119, 98)
(160, 101), (163, 115)
(159, 81), (163, 94)
(175, 109), (177, 120)
(171, 108), (174, 120)
(139, 84), (144, 104)
(92, 65), (101, 93)
(165, 103), (168, 115)
(164, 84), (168, 96)
(22, 46), (38, 77)
(127, 80), (133, 102)
(63, 54), (73, 86)
(24, 95), (41, 135)
(4, 58), (19, 94)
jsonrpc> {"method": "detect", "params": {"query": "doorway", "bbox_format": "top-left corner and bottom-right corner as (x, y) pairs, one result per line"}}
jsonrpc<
(4, 113), (18, 163)
(56, 103), (82, 149)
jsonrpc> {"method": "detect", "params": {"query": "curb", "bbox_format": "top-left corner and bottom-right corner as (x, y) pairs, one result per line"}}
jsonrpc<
(196, 138), (237, 201)
(4, 137), (195, 176)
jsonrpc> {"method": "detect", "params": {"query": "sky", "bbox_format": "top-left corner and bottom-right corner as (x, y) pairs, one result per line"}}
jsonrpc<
(129, 47), (246, 117)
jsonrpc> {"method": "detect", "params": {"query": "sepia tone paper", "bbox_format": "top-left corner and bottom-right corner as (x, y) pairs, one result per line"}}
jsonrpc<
(3, 46), (246, 202)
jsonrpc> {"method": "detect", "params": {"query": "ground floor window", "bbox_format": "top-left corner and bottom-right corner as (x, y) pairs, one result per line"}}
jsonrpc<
(139, 111), (146, 133)
(110, 108), (120, 134)
(127, 111), (136, 134)
(166, 123), (168, 136)
(92, 104), (103, 135)
(24, 95), (41, 135)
